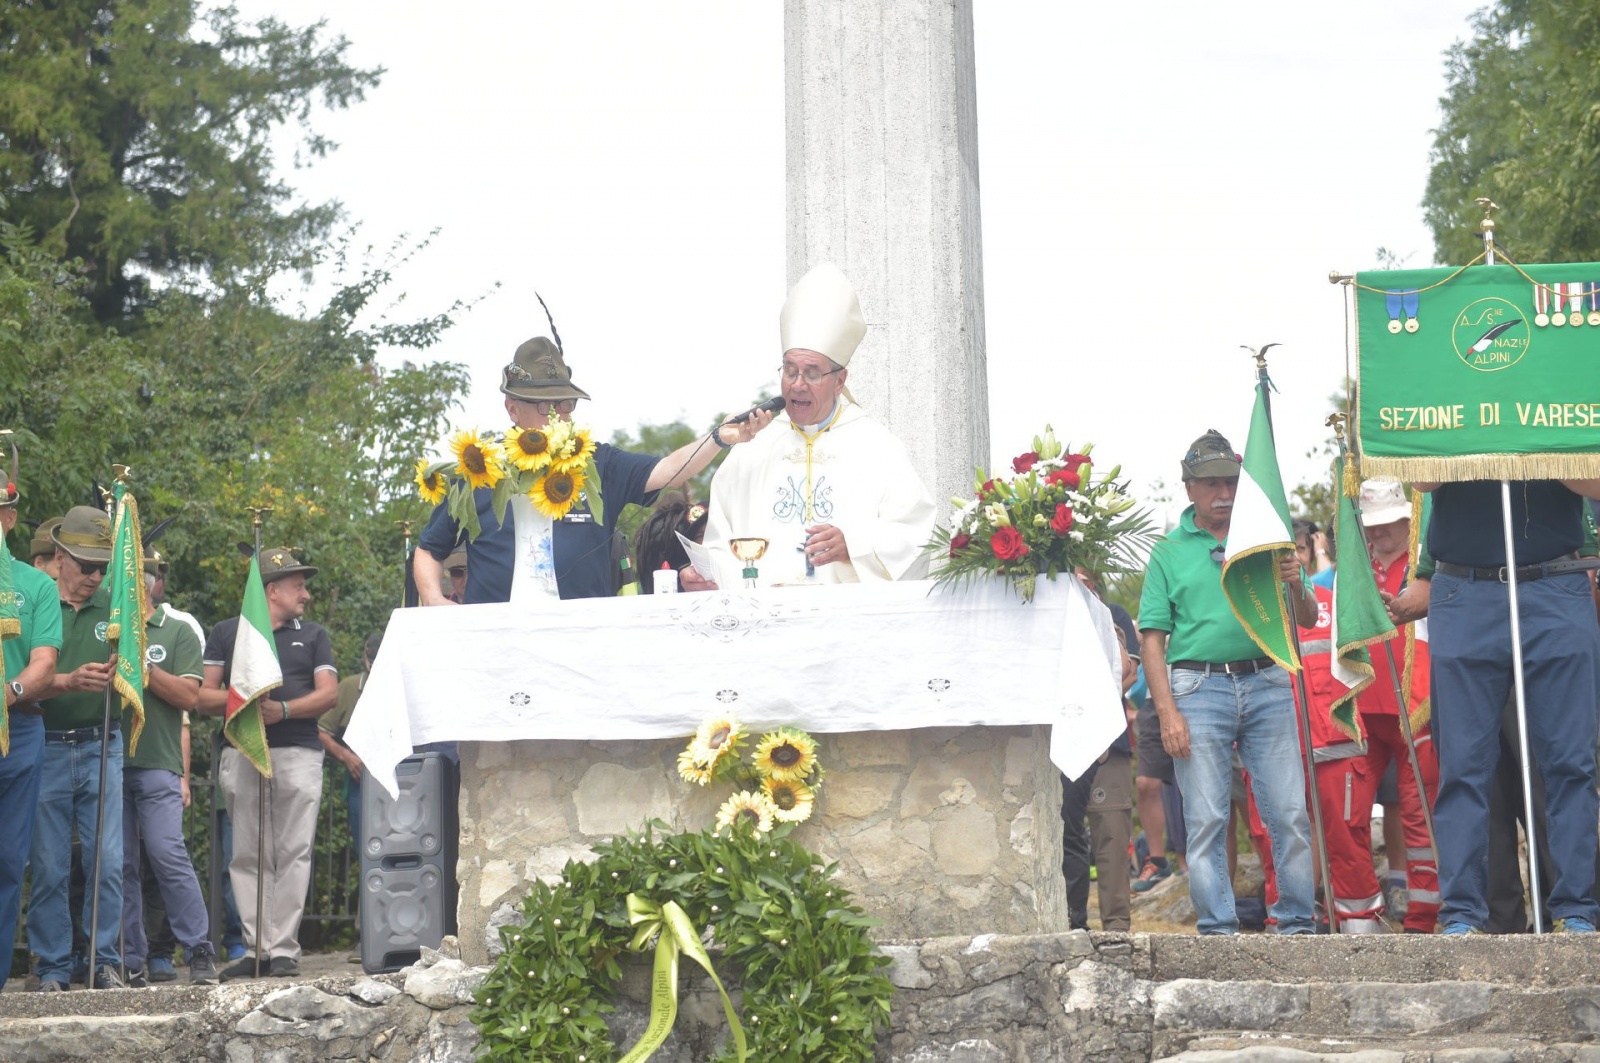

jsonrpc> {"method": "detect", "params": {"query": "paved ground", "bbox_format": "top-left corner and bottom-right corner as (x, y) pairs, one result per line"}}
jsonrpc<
(3, 947), (368, 994)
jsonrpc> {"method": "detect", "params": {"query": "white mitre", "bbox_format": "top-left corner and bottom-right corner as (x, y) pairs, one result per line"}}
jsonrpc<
(779, 263), (867, 365)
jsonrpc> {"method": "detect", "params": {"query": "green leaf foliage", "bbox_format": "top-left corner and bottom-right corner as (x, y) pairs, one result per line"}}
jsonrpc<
(471, 824), (894, 1063)
(0, 0), (381, 320)
(1425, 2), (1600, 264)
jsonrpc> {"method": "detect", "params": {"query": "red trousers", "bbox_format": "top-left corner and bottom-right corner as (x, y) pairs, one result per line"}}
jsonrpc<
(1313, 714), (1440, 932)
(1248, 714), (1439, 932)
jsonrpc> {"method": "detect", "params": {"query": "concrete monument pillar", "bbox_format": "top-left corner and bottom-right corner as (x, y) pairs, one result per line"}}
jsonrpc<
(784, 0), (989, 509)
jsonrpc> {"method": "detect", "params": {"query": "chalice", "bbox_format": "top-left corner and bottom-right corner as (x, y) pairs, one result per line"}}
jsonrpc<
(729, 537), (769, 588)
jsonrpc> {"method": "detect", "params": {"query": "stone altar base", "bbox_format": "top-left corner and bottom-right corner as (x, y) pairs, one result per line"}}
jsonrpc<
(455, 724), (1066, 962)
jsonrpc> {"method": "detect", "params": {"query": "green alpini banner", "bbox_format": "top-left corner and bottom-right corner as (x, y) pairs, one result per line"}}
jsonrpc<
(1355, 262), (1600, 481)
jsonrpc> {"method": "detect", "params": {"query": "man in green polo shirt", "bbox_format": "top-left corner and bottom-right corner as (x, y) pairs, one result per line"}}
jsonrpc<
(120, 552), (218, 986)
(1138, 430), (1318, 936)
(28, 506), (124, 990)
(0, 496), (63, 993)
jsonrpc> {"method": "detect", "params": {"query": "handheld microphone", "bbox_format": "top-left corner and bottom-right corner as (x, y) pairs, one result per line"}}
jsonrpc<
(724, 396), (785, 425)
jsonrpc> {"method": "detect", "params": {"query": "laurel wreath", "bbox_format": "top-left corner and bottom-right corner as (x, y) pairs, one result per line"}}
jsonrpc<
(469, 823), (893, 1062)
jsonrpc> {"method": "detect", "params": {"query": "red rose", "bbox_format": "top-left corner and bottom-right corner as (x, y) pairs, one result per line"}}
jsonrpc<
(990, 525), (1029, 561)
(949, 532), (971, 557)
(1012, 451), (1039, 474)
(980, 479), (996, 495)
(1061, 453), (1092, 469)
(1046, 468), (1080, 489)
(1050, 503), (1075, 535)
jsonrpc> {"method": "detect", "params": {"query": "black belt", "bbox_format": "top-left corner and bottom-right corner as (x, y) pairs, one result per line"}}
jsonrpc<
(45, 724), (118, 744)
(1169, 657), (1275, 676)
(1435, 556), (1600, 584)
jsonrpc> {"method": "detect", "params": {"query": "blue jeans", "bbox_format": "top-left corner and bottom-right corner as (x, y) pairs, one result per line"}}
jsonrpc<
(0, 714), (45, 992)
(1168, 666), (1315, 934)
(122, 767), (210, 968)
(28, 730), (123, 982)
(1430, 570), (1600, 929)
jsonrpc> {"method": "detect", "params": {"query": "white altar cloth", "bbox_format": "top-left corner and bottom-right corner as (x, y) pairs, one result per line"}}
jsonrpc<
(345, 578), (1124, 799)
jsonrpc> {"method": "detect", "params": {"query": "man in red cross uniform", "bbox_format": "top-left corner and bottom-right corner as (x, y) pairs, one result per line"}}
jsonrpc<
(1353, 480), (1439, 932)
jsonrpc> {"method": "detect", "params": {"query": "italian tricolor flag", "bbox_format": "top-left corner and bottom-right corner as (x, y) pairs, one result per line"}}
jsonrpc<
(224, 554), (280, 777)
(1221, 379), (1302, 673)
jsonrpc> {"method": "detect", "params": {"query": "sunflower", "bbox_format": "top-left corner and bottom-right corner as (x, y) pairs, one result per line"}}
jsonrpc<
(677, 747), (714, 786)
(504, 425), (553, 472)
(752, 727), (819, 783)
(449, 430), (506, 491)
(528, 465), (587, 520)
(553, 425), (596, 473)
(415, 458), (448, 505)
(715, 790), (776, 834)
(694, 718), (743, 765)
(761, 775), (815, 823)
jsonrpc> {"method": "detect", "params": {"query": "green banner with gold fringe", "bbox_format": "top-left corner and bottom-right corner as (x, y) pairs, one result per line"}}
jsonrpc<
(1354, 262), (1600, 481)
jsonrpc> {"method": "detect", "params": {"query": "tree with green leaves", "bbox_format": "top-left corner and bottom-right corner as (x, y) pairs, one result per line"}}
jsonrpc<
(1425, 1), (1600, 265)
(0, 0), (380, 320)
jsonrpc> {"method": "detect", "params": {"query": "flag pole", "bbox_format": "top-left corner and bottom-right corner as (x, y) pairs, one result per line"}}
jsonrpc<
(86, 464), (130, 988)
(1248, 346), (1339, 932)
(247, 505), (272, 976)
(1331, 415), (1444, 890)
(1475, 200), (1545, 933)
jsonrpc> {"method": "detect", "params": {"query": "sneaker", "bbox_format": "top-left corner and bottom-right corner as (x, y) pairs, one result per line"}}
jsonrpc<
(1441, 922), (1482, 936)
(148, 957), (177, 983)
(1131, 859), (1172, 893)
(225, 944), (247, 962)
(124, 967), (149, 988)
(38, 979), (66, 992)
(189, 948), (220, 986)
(219, 955), (271, 982)
(1555, 917), (1597, 934)
(268, 955), (299, 978)
(92, 966), (124, 990)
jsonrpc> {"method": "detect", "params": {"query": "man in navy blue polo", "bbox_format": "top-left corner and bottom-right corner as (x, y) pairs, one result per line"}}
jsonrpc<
(414, 334), (771, 605)
(1417, 478), (1600, 935)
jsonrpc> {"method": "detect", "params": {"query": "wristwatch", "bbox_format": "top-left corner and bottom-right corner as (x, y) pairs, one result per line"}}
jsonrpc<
(8, 680), (22, 700)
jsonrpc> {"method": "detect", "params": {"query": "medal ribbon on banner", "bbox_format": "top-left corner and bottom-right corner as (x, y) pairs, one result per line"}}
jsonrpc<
(1553, 282), (1567, 326)
(1590, 280), (1600, 325)
(617, 895), (747, 1063)
(1401, 289), (1420, 333)
(1385, 289), (1405, 334)
(1567, 282), (1586, 328)
(1533, 282), (1550, 327)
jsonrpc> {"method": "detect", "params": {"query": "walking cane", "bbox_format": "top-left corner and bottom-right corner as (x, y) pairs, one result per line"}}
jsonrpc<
(247, 506), (272, 978)
(1383, 642), (1439, 871)
(396, 520), (413, 610)
(86, 466), (127, 988)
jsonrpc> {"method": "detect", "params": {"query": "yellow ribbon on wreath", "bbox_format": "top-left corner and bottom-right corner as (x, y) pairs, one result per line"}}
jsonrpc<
(619, 894), (747, 1063)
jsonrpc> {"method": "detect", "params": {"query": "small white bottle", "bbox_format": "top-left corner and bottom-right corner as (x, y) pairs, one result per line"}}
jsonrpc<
(652, 563), (680, 594)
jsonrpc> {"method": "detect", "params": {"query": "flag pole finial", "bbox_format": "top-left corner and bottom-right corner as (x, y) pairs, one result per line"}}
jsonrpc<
(1328, 270), (1353, 285)
(246, 506), (273, 530)
(112, 464), (132, 484)
(1242, 342), (1281, 372)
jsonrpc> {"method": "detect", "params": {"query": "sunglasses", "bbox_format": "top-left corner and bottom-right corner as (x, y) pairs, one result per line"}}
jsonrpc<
(77, 560), (108, 576)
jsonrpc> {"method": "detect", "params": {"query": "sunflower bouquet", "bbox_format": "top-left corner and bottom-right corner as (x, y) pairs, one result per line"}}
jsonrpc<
(414, 412), (603, 540)
(677, 718), (824, 834)
(927, 425), (1155, 602)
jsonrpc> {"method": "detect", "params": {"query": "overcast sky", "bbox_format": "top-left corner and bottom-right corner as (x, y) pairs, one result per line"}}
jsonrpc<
(237, 1), (1484, 523)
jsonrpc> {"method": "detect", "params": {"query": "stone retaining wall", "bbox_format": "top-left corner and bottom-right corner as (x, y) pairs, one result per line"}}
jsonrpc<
(456, 725), (1066, 963)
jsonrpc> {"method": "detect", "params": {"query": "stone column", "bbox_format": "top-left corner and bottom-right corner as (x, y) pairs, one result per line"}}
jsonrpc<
(785, 0), (989, 509)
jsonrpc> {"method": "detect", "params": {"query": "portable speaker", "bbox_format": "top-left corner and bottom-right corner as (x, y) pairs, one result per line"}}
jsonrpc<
(359, 750), (459, 973)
